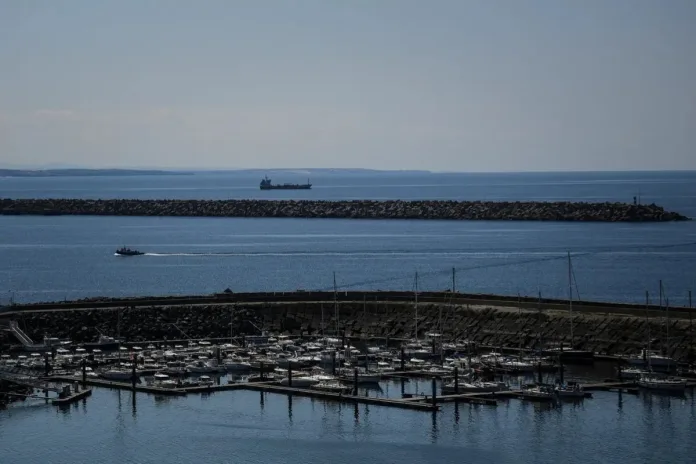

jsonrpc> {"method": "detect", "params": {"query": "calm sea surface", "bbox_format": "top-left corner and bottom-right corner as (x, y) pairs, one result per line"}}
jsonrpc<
(0, 171), (694, 305)
(1, 372), (695, 464)
(1, 171), (696, 463)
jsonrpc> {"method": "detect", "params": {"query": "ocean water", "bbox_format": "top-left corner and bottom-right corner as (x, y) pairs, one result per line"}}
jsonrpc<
(0, 171), (695, 305)
(1, 171), (696, 463)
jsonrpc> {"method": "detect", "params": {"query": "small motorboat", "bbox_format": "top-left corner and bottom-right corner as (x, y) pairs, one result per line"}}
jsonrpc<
(638, 374), (687, 393)
(311, 381), (352, 393)
(519, 384), (556, 402)
(115, 247), (144, 256)
(555, 382), (587, 399)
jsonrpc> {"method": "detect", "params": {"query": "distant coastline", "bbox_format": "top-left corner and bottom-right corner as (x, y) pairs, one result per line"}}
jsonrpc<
(0, 168), (434, 178)
(0, 168), (194, 178)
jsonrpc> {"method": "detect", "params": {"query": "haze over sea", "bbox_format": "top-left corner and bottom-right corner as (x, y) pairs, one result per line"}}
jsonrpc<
(0, 170), (695, 305)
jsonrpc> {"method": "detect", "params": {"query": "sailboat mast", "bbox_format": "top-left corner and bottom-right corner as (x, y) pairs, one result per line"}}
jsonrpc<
(665, 296), (670, 364)
(363, 293), (366, 321)
(645, 291), (651, 371)
(414, 272), (419, 341)
(517, 293), (522, 363)
(537, 291), (542, 355)
(689, 290), (693, 360)
(568, 251), (573, 346)
(333, 272), (339, 337)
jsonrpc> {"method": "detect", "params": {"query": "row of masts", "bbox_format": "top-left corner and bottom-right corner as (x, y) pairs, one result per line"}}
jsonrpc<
(315, 256), (692, 361)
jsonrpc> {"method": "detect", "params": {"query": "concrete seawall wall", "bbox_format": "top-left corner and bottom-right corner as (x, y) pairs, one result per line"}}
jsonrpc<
(4, 300), (694, 362)
(0, 198), (689, 222)
(3, 291), (695, 317)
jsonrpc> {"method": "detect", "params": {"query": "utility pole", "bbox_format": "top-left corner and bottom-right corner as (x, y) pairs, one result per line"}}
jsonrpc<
(452, 267), (456, 293)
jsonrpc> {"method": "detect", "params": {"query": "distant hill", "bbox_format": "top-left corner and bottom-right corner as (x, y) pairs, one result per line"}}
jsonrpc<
(0, 169), (193, 177)
(0, 167), (433, 178)
(196, 168), (433, 177)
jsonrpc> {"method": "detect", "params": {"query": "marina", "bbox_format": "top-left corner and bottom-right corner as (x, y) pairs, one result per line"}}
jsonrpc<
(3, 328), (694, 414)
(2, 0), (696, 459)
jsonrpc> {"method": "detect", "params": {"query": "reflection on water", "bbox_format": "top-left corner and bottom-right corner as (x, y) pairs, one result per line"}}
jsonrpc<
(287, 394), (293, 423)
(1, 369), (695, 464)
(131, 392), (137, 420)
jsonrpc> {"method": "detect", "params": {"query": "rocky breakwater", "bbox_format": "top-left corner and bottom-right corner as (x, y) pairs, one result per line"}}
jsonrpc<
(0, 305), (265, 346)
(0, 198), (689, 222)
(257, 301), (695, 362)
(3, 301), (694, 362)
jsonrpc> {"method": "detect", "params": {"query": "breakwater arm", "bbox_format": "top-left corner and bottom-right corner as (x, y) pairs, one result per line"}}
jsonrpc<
(3, 296), (694, 362)
(0, 198), (688, 221)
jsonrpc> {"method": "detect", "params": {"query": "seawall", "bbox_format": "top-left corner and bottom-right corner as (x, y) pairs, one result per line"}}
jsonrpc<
(0, 198), (689, 222)
(3, 299), (694, 362)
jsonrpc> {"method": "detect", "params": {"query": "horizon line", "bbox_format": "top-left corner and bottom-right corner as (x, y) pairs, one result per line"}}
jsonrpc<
(1, 166), (695, 175)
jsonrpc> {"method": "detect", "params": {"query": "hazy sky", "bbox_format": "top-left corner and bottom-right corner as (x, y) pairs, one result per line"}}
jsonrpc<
(1, 1), (694, 171)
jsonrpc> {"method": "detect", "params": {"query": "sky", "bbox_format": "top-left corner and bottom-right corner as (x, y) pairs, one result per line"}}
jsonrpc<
(0, 0), (695, 172)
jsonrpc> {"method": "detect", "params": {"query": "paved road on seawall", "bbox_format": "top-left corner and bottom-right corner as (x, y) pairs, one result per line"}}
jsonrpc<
(2, 291), (694, 319)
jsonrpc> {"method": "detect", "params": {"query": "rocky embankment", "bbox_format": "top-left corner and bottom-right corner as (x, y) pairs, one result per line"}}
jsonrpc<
(4, 302), (694, 362)
(0, 198), (689, 222)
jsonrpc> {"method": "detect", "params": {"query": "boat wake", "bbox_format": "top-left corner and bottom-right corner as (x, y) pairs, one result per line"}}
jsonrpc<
(140, 249), (695, 258)
(142, 251), (560, 258)
(144, 252), (238, 257)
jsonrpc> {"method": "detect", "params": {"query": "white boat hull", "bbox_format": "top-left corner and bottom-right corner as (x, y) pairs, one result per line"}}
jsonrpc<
(225, 362), (252, 372)
(101, 371), (134, 381)
(638, 380), (687, 392)
(279, 377), (320, 388)
(555, 389), (586, 398)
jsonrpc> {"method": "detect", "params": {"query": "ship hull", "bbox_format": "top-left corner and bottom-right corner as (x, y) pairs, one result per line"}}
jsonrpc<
(260, 185), (311, 190)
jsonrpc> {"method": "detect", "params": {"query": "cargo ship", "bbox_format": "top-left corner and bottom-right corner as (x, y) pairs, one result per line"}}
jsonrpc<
(259, 176), (312, 190)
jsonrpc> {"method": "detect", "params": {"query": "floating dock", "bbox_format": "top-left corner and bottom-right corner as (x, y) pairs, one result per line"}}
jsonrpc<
(42, 375), (696, 413)
(52, 388), (92, 406)
(241, 382), (437, 411)
(49, 376), (187, 396)
(47, 375), (438, 411)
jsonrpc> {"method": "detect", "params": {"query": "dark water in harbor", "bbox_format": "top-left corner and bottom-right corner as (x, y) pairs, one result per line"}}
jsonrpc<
(1, 376), (695, 464)
(1, 171), (696, 463)
(1, 171), (695, 305)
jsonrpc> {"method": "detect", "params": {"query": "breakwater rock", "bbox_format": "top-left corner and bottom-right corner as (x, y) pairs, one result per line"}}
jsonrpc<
(4, 301), (694, 362)
(0, 198), (689, 222)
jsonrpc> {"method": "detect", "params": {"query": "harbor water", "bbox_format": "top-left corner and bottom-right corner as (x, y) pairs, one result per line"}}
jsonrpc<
(1, 171), (696, 463)
(1, 375), (695, 464)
